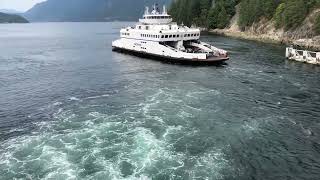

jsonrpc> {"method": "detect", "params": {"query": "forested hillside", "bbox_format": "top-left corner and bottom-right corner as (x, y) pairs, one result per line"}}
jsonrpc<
(0, 12), (29, 23)
(170, 0), (320, 35)
(169, 0), (238, 28)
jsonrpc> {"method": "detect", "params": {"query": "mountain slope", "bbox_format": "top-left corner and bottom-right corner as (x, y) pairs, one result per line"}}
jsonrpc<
(0, 9), (22, 14)
(0, 12), (29, 23)
(24, 0), (171, 22)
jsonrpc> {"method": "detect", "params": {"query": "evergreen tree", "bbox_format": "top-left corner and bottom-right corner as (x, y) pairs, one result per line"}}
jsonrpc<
(217, 6), (228, 28)
(274, 0), (311, 30)
(315, 14), (320, 35)
(239, 0), (281, 29)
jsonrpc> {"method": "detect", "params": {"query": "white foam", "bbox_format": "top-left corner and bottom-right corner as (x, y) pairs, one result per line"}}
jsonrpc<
(68, 97), (81, 101)
(41, 145), (77, 180)
(53, 102), (63, 106)
(85, 94), (110, 99)
(189, 148), (231, 179)
(162, 125), (183, 140)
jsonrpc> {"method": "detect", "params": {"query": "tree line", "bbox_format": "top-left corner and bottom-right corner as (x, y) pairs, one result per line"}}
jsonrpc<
(169, 0), (320, 34)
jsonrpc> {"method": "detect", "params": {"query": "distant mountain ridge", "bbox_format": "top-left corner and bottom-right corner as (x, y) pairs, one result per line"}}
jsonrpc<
(24, 0), (171, 22)
(0, 12), (29, 23)
(0, 9), (22, 14)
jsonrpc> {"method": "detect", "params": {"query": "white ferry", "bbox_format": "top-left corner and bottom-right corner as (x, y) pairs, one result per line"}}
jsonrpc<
(112, 4), (229, 64)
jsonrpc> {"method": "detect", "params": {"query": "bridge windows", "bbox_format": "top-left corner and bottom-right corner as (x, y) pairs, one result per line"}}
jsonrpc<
(140, 33), (192, 39)
(145, 16), (171, 19)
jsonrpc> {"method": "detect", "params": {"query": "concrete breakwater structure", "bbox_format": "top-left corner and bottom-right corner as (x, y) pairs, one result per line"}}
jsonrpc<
(286, 47), (320, 65)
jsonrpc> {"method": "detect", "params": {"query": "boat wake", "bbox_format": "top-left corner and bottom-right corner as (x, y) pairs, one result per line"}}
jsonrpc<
(0, 87), (234, 179)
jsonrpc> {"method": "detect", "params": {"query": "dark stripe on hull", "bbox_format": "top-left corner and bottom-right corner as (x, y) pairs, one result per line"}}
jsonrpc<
(112, 46), (229, 65)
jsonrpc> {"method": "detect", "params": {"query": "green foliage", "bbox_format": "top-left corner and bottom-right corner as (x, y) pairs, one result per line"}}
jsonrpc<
(284, 0), (308, 30)
(208, 0), (236, 29)
(169, 0), (198, 27)
(239, 0), (280, 30)
(315, 14), (320, 35)
(274, 3), (285, 28)
(198, 0), (211, 27)
(170, 0), (237, 29)
(306, 0), (320, 10)
(273, 0), (309, 30)
(171, 0), (214, 27)
(170, 0), (320, 31)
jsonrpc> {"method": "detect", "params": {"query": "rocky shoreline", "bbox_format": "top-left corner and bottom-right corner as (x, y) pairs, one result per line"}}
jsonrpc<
(206, 7), (320, 52)
(209, 29), (320, 51)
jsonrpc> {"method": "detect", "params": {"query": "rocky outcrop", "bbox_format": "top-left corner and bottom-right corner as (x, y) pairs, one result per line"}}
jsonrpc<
(210, 6), (320, 51)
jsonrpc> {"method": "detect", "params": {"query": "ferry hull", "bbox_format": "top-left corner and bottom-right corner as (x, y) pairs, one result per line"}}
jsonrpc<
(112, 46), (229, 65)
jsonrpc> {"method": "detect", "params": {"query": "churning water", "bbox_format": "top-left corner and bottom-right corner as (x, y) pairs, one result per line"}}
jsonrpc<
(0, 22), (320, 180)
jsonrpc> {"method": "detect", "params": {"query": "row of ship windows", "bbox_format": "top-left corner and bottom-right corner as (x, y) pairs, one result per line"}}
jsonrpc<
(143, 16), (171, 19)
(141, 33), (200, 38)
(122, 33), (130, 36)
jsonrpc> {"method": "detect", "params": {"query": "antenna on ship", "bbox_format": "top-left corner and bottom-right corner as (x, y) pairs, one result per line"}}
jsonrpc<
(163, 5), (167, 14)
(145, 6), (149, 15)
(151, 4), (156, 14)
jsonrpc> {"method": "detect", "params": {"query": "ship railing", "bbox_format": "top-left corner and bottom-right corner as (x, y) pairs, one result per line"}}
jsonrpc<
(199, 42), (227, 56)
(286, 47), (320, 64)
(160, 43), (181, 53)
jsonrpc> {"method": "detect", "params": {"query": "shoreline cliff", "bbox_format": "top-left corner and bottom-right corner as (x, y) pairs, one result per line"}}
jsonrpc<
(169, 0), (320, 51)
(209, 7), (320, 51)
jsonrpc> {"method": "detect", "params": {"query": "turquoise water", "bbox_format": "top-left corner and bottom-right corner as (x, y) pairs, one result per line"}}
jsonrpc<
(0, 22), (320, 180)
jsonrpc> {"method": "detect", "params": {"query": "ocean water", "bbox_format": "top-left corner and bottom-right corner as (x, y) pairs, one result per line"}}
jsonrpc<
(0, 22), (320, 180)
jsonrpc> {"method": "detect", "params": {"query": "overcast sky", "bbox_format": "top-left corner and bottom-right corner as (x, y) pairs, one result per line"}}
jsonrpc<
(0, 0), (46, 12)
